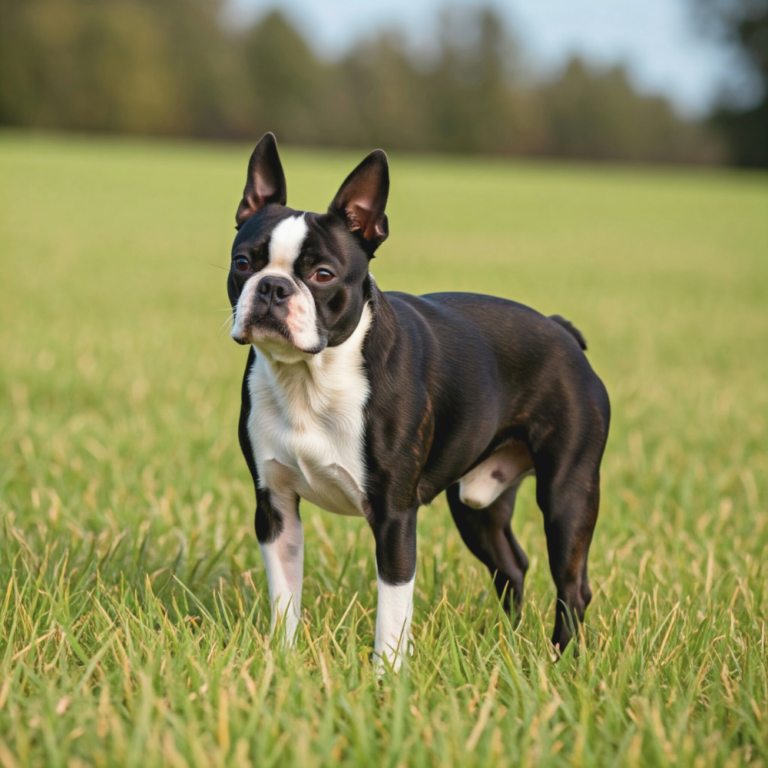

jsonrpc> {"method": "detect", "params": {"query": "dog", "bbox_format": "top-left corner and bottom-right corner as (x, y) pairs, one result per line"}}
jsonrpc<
(228, 133), (610, 671)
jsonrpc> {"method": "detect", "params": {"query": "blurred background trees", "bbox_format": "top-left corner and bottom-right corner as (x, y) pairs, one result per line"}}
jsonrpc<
(0, 0), (763, 165)
(695, 0), (768, 166)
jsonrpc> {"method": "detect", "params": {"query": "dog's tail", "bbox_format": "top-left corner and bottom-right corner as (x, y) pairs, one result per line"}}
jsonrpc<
(549, 314), (587, 351)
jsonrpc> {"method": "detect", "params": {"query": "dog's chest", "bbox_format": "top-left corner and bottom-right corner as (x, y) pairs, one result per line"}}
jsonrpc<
(247, 310), (371, 517)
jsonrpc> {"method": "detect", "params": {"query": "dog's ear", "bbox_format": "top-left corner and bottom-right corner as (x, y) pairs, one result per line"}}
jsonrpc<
(329, 149), (389, 255)
(236, 133), (287, 228)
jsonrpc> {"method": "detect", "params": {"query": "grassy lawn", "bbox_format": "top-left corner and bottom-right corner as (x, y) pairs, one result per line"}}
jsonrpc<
(1, 132), (766, 767)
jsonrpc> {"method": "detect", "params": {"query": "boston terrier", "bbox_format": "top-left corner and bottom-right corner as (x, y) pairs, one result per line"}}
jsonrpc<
(228, 133), (610, 671)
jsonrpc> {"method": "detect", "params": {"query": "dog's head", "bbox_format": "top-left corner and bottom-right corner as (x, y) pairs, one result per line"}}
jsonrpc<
(228, 133), (388, 361)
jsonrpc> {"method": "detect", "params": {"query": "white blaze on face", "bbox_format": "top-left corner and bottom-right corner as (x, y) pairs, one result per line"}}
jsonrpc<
(231, 214), (323, 354)
(267, 214), (308, 272)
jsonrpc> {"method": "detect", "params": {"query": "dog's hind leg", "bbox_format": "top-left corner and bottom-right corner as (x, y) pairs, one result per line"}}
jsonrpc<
(447, 483), (529, 617)
(535, 460), (600, 652)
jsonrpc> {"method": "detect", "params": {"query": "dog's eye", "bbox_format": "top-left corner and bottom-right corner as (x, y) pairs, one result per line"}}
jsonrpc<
(312, 269), (334, 283)
(233, 257), (250, 273)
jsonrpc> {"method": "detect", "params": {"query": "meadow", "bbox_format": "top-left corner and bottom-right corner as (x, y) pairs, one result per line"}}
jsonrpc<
(0, 132), (766, 767)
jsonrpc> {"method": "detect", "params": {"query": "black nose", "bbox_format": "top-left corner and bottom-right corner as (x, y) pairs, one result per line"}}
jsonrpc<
(257, 275), (294, 305)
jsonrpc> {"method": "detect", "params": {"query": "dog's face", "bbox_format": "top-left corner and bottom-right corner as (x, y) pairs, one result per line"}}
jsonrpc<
(229, 133), (389, 361)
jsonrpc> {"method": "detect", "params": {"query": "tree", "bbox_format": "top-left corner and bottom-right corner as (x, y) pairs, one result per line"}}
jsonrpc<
(695, 0), (768, 166)
(540, 58), (721, 163)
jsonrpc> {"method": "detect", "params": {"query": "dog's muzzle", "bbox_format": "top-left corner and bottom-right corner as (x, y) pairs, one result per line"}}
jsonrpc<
(232, 275), (296, 345)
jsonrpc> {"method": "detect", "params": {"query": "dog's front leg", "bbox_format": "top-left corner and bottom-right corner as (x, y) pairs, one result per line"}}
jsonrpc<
(256, 489), (303, 646)
(372, 510), (417, 672)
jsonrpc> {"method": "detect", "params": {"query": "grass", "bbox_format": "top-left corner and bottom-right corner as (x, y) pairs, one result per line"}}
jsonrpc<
(0, 131), (767, 767)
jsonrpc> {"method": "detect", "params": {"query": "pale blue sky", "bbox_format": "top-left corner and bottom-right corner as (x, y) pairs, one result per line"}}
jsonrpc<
(231, 0), (745, 117)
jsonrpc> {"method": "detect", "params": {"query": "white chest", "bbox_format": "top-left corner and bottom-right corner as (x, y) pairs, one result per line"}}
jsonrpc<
(247, 307), (372, 517)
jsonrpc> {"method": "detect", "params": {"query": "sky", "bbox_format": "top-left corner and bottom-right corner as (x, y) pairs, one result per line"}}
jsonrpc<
(232, 0), (743, 117)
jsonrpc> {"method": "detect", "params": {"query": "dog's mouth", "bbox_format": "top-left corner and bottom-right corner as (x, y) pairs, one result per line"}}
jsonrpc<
(232, 312), (290, 345)
(232, 312), (327, 355)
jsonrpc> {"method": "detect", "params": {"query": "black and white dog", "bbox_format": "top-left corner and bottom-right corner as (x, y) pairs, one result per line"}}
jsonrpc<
(228, 133), (610, 670)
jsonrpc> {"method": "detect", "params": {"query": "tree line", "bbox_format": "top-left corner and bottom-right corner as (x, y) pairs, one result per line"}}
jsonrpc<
(0, 0), (764, 165)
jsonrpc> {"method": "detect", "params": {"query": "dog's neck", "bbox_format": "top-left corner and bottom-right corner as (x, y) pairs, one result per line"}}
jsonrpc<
(250, 302), (373, 421)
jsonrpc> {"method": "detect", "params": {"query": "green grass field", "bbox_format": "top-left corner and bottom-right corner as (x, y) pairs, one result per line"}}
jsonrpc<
(1, 132), (767, 767)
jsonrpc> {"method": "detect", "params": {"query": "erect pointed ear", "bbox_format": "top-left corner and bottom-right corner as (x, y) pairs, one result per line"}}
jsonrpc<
(328, 149), (389, 254)
(235, 133), (287, 228)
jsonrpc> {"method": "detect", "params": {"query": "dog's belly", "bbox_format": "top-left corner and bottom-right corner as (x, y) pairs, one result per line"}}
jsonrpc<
(261, 456), (365, 517)
(458, 441), (534, 510)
